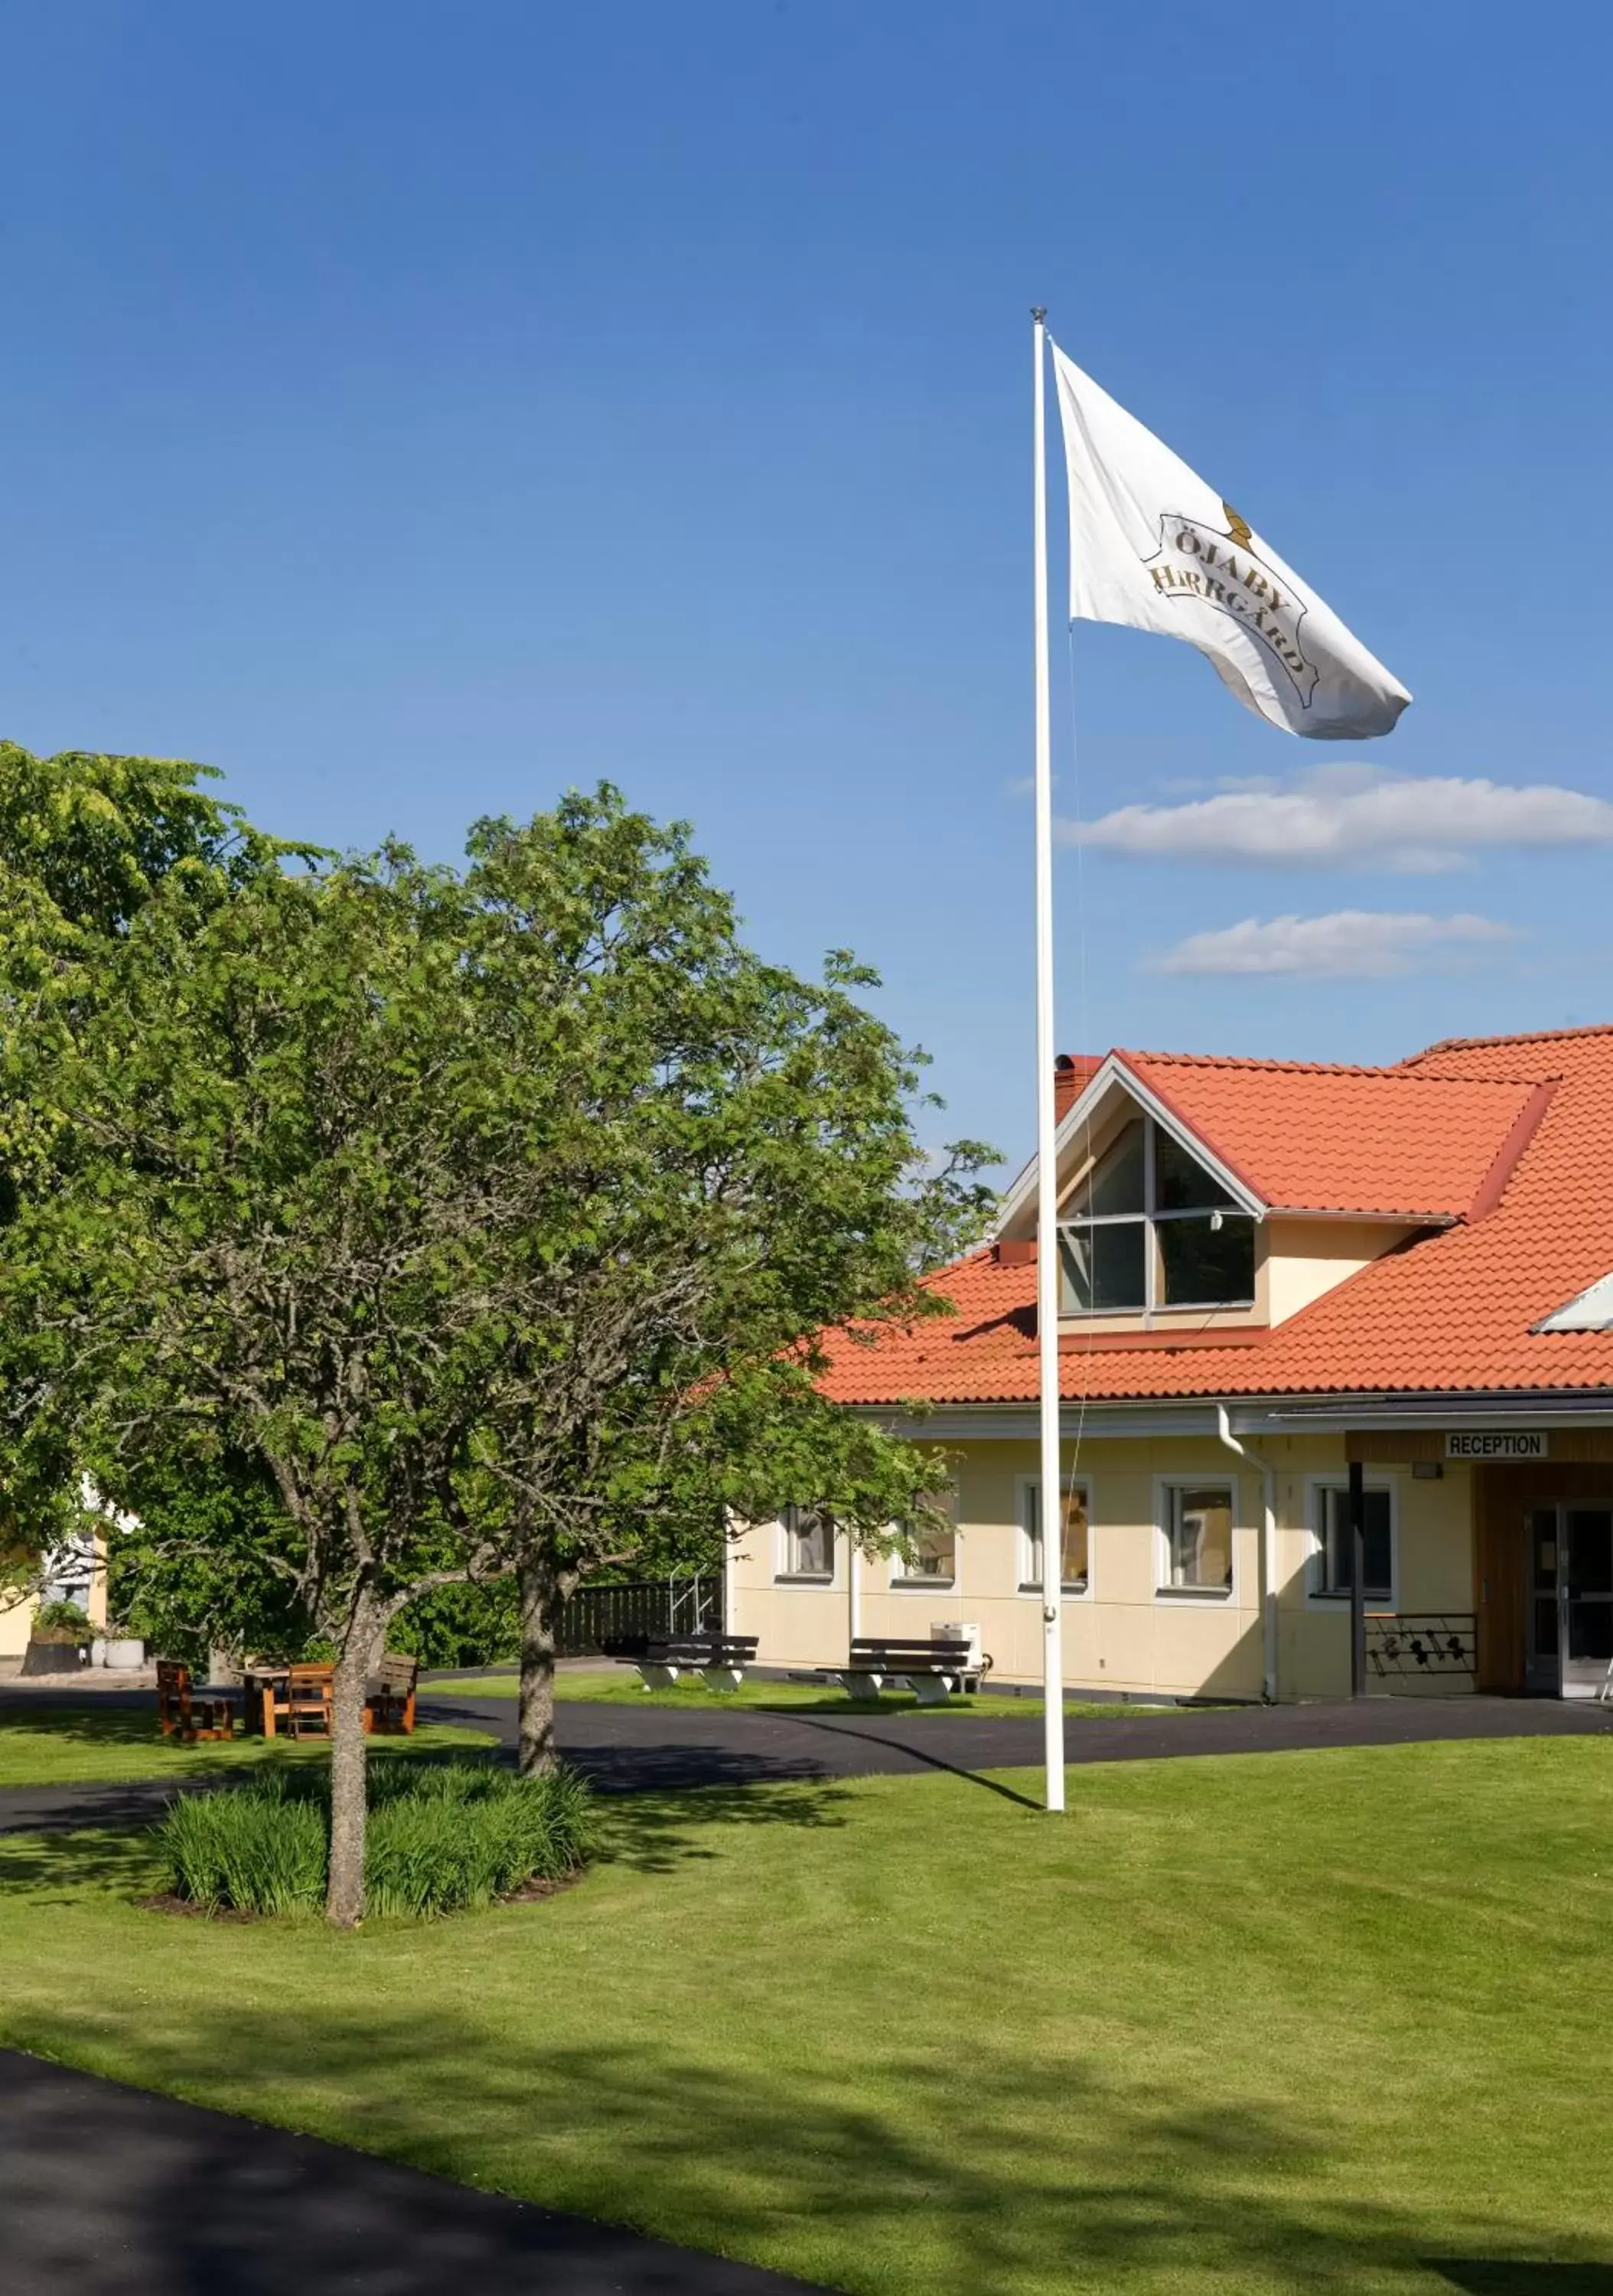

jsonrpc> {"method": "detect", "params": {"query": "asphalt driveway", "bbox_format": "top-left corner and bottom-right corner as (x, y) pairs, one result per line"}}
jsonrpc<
(3, 1686), (1609, 1835)
(0, 2050), (826, 2294)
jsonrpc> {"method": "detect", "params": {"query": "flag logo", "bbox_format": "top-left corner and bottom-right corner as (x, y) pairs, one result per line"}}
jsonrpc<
(1140, 511), (1320, 708)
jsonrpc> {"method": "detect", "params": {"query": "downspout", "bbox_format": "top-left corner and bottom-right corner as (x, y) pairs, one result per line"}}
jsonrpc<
(1217, 1404), (1278, 1703)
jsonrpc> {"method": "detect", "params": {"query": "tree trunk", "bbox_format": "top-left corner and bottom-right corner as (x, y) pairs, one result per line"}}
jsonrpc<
(516, 1552), (563, 1777)
(326, 1590), (383, 1926)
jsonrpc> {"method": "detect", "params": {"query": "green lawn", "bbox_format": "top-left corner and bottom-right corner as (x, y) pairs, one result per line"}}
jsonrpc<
(430, 1668), (1176, 1719)
(3, 1737), (1611, 2294)
(0, 1702), (496, 1786)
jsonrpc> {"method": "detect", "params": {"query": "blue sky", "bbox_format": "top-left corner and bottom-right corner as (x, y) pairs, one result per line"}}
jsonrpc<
(2, 2), (1610, 1169)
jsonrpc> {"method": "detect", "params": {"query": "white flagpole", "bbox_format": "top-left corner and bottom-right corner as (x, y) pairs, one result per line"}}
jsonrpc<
(1031, 307), (1066, 1812)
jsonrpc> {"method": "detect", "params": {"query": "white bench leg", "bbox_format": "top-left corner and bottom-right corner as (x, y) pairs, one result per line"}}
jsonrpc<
(908, 1674), (956, 1705)
(702, 1666), (744, 1692)
(638, 1663), (681, 1690)
(843, 1671), (887, 1699)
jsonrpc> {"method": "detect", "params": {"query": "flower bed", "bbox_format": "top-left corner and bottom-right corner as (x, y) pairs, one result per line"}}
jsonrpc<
(156, 1758), (594, 1918)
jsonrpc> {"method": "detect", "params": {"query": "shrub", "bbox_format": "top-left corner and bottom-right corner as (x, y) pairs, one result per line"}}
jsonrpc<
(155, 1760), (593, 1919)
(34, 1599), (93, 1633)
(388, 1579), (518, 1669)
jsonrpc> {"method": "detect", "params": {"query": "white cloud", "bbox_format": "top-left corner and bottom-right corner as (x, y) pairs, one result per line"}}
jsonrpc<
(1152, 910), (1521, 979)
(1061, 768), (1613, 872)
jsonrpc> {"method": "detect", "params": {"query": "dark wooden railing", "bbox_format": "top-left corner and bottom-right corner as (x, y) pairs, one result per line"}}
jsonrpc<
(556, 1577), (720, 1656)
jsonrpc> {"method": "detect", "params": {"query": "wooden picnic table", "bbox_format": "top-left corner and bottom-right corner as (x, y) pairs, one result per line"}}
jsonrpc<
(234, 1655), (417, 1737)
(240, 1663), (334, 1739)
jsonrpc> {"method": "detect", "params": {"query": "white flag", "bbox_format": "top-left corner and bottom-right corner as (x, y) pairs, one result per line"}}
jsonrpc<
(1051, 343), (1410, 740)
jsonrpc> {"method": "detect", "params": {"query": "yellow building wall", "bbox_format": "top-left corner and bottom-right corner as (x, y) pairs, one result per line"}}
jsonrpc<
(729, 1433), (1478, 1701)
(1271, 1446), (1474, 1698)
(724, 1514), (854, 1672)
(1264, 1220), (1418, 1326)
(0, 1590), (36, 1664)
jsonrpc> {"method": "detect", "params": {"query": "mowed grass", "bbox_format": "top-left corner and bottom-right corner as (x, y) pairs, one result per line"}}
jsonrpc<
(431, 1668), (1178, 1719)
(0, 1702), (496, 1786)
(4, 1737), (1613, 2294)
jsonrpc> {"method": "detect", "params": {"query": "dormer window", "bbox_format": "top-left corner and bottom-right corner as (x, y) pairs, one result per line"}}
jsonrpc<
(1058, 1116), (1256, 1315)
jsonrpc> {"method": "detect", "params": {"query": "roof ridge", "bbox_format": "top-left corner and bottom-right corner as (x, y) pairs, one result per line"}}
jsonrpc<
(1411, 1022), (1613, 1058)
(1121, 1049), (1532, 1087)
(1119, 1047), (1399, 1078)
(1409, 1067), (1559, 1090)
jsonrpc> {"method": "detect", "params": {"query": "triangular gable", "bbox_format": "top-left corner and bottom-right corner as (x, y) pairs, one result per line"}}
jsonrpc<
(993, 1053), (1265, 1242)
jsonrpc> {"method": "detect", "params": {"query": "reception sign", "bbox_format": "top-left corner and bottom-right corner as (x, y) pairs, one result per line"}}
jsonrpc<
(1445, 1430), (1548, 1460)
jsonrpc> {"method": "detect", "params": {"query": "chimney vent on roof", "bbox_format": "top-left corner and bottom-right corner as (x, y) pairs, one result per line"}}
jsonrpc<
(993, 1239), (1036, 1267)
(1054, 1053), (1103, 1122)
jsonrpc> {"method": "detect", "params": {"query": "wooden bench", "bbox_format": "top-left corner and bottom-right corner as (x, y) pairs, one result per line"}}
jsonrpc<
(156, 1660), (239, 1743)
(365, 1650), (419, 1735)
(816, 1636), (989, 1704)
(602, 1632), (760, 1691)
(260, 1662), (334, 1739)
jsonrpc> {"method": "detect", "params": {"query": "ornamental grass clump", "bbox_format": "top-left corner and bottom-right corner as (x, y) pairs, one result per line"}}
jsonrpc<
(156, 1760), (592, 1919)
(364, 1759), (594, 1916)
(160, 1775), (327, 1917)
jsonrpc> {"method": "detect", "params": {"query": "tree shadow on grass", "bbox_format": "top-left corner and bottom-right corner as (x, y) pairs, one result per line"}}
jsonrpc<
(5, 1986), (1600, 2296)
(0, 1699), (165, 1750)
(0, 1698), (492, 1775)
(594, 1779), (851, 1874)
(0, 1824), (165, 1897)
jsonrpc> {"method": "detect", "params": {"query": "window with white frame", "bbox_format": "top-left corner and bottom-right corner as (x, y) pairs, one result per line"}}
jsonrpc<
(1158, 1483), (1233, 1595)
(1019, 1478), (1090, 1593)
(1313, 1484), (1394, 1605)
(777, 1504), (836, 1580)
(1057, 1115), (1256, 1315)
(891, 1502), (957, 1587)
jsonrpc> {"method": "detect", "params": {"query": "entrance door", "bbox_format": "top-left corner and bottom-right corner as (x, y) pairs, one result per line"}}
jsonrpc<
(1561, 1506), (1613, 1698)
(1524, 1504), (1613, 1698)
(1525, 1505), (1560, 1694)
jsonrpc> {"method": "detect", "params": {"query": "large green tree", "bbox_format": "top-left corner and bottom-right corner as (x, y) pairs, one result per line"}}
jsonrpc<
(6, 785), (991, 1922)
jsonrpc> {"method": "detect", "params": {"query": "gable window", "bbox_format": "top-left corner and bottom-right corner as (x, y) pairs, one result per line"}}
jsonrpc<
(1019, 1478), (1090, 1593)
(777, 1505), (836, 1581)
(1313, 1484), (1394, 1605)
(1057, 1116), (1256, 1315)
(1159, 1483), (1234, 1596)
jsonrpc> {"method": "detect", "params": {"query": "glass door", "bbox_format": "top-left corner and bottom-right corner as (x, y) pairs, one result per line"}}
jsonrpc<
(1560, 1506), (1613, 1699)
(1525, 1506), (1560, 1694)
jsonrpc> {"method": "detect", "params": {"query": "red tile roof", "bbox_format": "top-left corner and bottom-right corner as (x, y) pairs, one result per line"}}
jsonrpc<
(1116, 1051), (1543, 1218)
(818, 1027), (1613, 1407)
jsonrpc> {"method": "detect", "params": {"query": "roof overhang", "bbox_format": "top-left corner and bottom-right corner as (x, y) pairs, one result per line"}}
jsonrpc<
(849, 1391), (1613, 1442)
(993, 1052), (1266, 1239)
